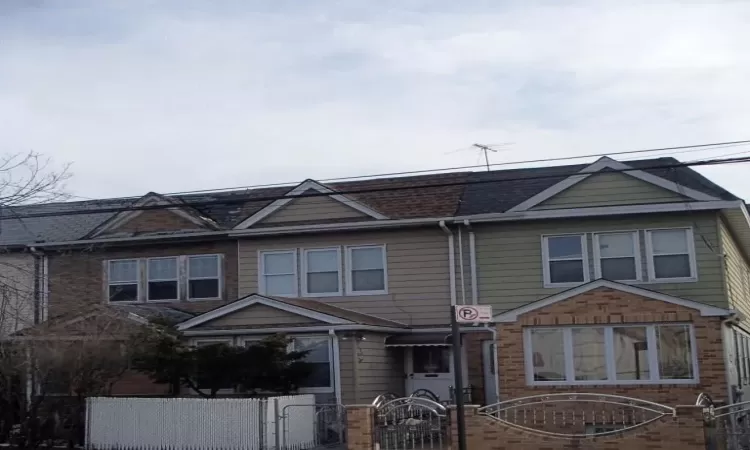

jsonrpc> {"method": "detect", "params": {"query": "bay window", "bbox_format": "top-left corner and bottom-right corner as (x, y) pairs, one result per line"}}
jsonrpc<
(542, 235), (588, 286)
(526, 324), (697, 384)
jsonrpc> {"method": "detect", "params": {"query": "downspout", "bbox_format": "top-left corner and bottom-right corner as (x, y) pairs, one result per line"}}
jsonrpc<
(724, 313), (743, 403)
(29, 246), (43, 325)
(352, 335), (360, 403)
(464, 220), (478, 305)
(458, 226), (466, 305)
(439, 221), (457, 306)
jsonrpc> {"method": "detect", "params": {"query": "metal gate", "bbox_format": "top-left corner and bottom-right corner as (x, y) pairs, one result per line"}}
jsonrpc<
(374, 397), (449, 450)
(279, 403), (347, 450)
(703, 397), (750, 450)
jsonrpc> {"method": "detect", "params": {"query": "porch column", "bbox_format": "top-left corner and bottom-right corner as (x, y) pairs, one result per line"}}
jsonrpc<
(346, 405), (375, 450)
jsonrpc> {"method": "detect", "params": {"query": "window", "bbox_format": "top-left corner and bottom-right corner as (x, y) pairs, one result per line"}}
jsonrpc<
(594, 232), (641, 281)
(526, 324), (697, 385)
(291, 336), (333, 392)
(108, 260), (139, 302)
(646, 228), (696, 281)
(542, 235), (588, 286)
(188, 255), (221, 299)
(413, 347), (451, 374)
(260, 251), (297, 296)
(147, 257), (179, 301)
(347, 245), (387, 294)
(302, 248), (341, 296)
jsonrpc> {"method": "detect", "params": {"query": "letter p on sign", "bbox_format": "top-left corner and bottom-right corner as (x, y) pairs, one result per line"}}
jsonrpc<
(455, 305), (493, 323)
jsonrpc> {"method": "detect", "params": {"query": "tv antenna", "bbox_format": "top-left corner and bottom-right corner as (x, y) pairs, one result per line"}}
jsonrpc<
(472, 143), (503, 171)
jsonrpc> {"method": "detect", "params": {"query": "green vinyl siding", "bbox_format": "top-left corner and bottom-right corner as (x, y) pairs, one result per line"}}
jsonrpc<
(532, 172), (689, 210)
(719, 217), (750, 319)
(475, 212), (724, 312)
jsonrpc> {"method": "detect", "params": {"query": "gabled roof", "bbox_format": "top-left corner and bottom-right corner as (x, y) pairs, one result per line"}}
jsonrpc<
(177, 294), (408, 331)
(505, 157), (719, 212)
(85, 192), (219, 238)
(234, 180), (388, 229)
(493, 279), (734, 323)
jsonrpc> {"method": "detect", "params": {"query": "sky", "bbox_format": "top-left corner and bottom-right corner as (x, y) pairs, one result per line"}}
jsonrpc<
(1, 0), (750, 200)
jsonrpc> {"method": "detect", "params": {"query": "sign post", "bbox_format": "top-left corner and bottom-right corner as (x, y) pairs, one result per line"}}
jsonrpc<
(451, 305), (493, 450)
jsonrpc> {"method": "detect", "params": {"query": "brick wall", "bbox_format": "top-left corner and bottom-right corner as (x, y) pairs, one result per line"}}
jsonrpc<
(47, 239), (238, 317)
(450, 405), (707, 450)
(497, 287), (729, 405)
(464, 331), (492, 404)
(345, 406), (375, 450)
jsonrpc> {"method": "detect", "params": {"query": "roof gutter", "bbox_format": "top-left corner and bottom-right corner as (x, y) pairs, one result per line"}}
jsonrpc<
(182, 325), (490, 336)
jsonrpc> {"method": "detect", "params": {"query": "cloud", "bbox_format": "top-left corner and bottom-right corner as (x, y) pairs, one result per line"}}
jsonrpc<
(0, 0), (749, 199)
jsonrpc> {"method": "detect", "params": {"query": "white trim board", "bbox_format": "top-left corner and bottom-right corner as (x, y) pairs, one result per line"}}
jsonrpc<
(493, 279), (733, 323)
(506, 157), (720, 213)
(176, 294), (353, 330)
(89, 193), (218, 238)
(234, 179), (388, 229)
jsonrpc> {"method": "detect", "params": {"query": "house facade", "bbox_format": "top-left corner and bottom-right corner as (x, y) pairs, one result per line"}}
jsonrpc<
(6, 157), (750, 407)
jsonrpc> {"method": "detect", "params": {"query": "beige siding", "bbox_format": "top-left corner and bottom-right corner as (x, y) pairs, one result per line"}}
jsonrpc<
(475, 212), (725, 312)
(338, 336), (356, 404)
(719, 217), (750, 319)
(0, 253), (35, 336)
(259, 195), (371, 224)
(533, 172), (689, 210)
(195, 304), (322, 328)
(340, 333), (403, 403)
(238, 228), (451, 325)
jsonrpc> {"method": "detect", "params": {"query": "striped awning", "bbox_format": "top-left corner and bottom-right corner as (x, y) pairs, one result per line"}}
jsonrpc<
(385, 333), (452, 347)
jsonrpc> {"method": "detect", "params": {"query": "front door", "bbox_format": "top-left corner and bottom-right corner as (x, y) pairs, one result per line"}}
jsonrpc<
(405, 346), (453, 402)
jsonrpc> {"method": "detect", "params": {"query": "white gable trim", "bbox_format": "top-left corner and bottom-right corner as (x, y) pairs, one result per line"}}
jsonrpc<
(90, 193), (217, 237)
(234, 180), (388, 229)
(506, 157), (720, 212)
(493, 279), (733, 323)
(176, 294), (353, 330)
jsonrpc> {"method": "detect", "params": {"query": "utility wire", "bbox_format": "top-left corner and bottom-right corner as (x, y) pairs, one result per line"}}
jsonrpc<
(5, 156), (750, 221)
(153, 139), (750, 197)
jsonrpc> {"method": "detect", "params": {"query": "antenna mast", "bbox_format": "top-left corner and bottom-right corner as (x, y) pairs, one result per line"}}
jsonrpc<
(472, 144), (498, 171)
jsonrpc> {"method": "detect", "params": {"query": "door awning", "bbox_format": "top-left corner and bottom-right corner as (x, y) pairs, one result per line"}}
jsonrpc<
(385, 333), (452, 347)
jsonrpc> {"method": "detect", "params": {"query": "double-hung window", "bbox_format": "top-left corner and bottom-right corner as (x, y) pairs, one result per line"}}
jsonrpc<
(302, 248), (341, 296)
(188, 255), (221, 299)
(260, 251), (297, 296)
(646, 228), (696, 281)
(147, 257), (179, 301)
(526, 324), (697, 385)
(108, 260), (139, 302)
(593, 232), (641, 281)
(291, 336), (333, 392)
(542, 235), (588, 287)
(346, 245), (387, 295)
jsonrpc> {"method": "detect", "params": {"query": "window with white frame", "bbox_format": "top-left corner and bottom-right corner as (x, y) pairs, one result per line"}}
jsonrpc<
(260, 251), (297, 296)
(646, 229), (696, 281)
(108, 259), (139, 302)
(543, 235), (588, 286)
(526, 324), (697, 385)
(188, 255), (221, 299)
(347, 245), (387, 294)
(303, 248), (341, 296)
(291, 336), (333, 391)
(147, 257), (179, 301)
(594, 232), (641, 281)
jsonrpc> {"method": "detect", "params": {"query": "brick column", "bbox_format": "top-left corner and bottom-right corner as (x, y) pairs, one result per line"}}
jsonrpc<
(346, 405), (375, 450)
(449, 405), (482, 450)
(673, 406), (710, 450)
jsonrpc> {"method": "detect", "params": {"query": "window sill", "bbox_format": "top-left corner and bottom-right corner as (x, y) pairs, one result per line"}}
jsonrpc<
(344, 290), (388, 296)
(146, 299), (180, 303)
(529, 379), (699, 387)
(543, 281), (589, 289)
(298, 387), (335, 394)
(302, 292), (343, 298)
(188, 297), (223, 302)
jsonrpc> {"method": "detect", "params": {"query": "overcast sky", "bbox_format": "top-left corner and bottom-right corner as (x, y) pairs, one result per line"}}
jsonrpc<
(1, 0), (749, 200)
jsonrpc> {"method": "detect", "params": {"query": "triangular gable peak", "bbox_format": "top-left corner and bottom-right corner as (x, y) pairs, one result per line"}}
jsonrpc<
(87, 192), (219, 238)
(493, 279), (733, 323)
(233, 179), (388, 229)
(176, 294), (353, 331)
(506, 157), (719, 213)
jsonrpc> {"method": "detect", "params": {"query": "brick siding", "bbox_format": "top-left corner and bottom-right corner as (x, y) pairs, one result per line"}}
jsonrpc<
(497, 286), (729, 405)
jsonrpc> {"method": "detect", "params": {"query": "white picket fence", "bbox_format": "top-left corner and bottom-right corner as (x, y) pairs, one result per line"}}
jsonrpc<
(85, 395), (317, 450)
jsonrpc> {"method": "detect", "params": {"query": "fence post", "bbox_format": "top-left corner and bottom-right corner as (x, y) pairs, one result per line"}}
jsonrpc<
(450, 405), (479, 450)
(346, 406), (375, 450)
(274, 398), (281, 450)
(674, 405), (712, 450)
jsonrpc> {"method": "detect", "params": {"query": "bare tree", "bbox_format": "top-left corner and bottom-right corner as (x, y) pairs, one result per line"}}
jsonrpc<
(0, 152), (71, 206)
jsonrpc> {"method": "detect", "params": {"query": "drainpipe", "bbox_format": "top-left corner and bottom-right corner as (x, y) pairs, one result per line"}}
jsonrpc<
(439, 221), (457, 306)
(330, 329), (343, 404)
(458, 226), (466, 305)
(352, 335), (360, 403)
(724, 313), (743, 403)
(464, 220), (478, 305)
(29, 246), (44, 325)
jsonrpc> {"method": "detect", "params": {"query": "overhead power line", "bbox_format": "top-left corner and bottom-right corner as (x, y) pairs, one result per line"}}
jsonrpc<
(5, 156), (750, 221)
(156, 139), (750, 197)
